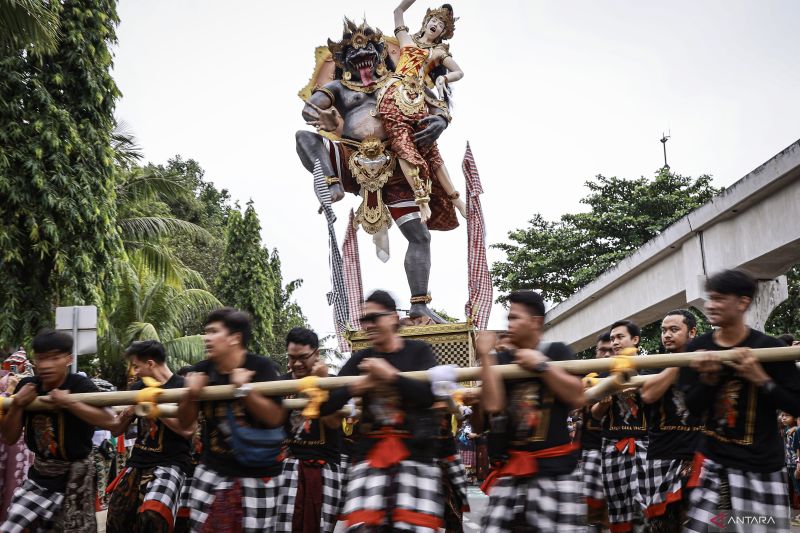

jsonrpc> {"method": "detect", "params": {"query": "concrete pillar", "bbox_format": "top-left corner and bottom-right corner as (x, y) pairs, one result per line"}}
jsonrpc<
(745, 276), (789, 331)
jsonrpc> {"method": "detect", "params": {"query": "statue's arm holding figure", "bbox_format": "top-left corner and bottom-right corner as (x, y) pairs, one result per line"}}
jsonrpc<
(297, 84), (345, 202)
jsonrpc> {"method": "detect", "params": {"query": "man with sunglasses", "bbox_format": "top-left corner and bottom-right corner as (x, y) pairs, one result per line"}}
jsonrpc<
(326, 290), (443, 532)
(276, 327), (343, 533)
(1, 330), (118, 532)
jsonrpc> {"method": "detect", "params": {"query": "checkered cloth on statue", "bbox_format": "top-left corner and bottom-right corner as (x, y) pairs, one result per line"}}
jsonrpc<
(325, 340), (444, 531)
(681, 330), (800, 533)
(480, 342), (586, 532)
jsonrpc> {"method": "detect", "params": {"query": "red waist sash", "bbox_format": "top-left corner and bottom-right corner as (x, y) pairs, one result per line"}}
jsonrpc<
(366, 429), (410, 469)
(480, 442), (580, 494)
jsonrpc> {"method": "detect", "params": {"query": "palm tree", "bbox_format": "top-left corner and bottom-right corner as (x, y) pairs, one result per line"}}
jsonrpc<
(92, 126), (222, 385)
(0, 0), (59, 55)
(97, 262), (221, 387)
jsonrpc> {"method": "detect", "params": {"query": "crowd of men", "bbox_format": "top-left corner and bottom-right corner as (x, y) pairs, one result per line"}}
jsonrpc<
(0, 268), (798, 532)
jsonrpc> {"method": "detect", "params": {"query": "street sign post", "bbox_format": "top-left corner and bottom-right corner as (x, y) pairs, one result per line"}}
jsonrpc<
(55, 306), (98, 373)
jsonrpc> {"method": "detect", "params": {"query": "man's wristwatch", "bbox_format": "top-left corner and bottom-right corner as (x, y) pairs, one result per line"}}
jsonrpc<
(533, 360), (550, 373)
(233, 383), (252, 399)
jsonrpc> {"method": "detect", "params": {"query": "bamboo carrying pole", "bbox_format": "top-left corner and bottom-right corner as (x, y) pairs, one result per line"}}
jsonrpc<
(583, 373), (657, 404)
(5, 346), (799, 412)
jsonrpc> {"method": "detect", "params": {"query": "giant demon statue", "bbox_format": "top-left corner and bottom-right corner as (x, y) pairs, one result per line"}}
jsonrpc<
(295, 18), (461, 323)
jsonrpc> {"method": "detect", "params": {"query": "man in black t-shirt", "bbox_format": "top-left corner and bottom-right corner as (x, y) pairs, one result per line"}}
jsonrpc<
(0, 330), (118, 532)
(274, 327), (343, 533)
(479, 290), (587, 532)
(639, 309), (702, 533)
(682, 270), (800, 532)
(177, 308), (287, 531)
(105, 340), (194, 533)
(591, 320), (649, 533)
(325, 290), (443, 531)
(582, 332), (613, 531)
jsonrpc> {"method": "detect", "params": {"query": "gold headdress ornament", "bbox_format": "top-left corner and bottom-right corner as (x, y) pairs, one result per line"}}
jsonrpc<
(326, 18), (387, 69)
(420, 5), (458, 41)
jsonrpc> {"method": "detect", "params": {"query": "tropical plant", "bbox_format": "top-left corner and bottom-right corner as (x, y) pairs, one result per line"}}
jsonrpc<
(492, 168), (721, 355)
(0, 0), (123, 347)
(216, 203), (277, 356)
(492, 169), (720, 304)
(94, 262), (221, 387)
(0, 0), (59, 55)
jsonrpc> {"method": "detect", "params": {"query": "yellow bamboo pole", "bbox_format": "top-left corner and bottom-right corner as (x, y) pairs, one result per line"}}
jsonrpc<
(584, 373), (657, 404)
(5, 346), (798, 412)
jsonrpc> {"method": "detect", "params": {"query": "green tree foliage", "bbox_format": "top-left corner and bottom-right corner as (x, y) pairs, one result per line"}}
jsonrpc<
(766, 266), (800, 339)
(263, 250), (308, 371)
(147, 156), (231, 288)
(0, 0), (59, 55)
(0, 0), (123, 347)
(492, 169), (720, 304)
(216, 203), (277, 356)
(96, 263), (221, 388)
(492, 169), (721, 355)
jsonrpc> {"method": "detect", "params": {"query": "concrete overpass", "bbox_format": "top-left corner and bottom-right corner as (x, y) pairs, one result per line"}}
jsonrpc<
(543, 139), (800, 351)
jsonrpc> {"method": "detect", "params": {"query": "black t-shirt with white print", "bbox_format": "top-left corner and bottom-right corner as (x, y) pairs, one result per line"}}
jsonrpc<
(126, 374), (192, 473)
(495, 342), (580, 476)
(326, 339), (438, 462)
(580, 404), (604, 451)
(645, 368), (703, 460)
(16, 373), (98, 490)
(191, 353), (284, 478)
(681, 329), (800, 472)
(281, 372), (341, 464)
(600, 371), (649, 440)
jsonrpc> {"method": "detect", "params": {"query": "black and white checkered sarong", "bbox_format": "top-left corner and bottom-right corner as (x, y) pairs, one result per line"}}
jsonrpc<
(1, 479), (65, 533)
(341, 459), (443, 532)
(684, 456), (790, 533)
(601, 437), (648, 527)
(186, 463), (281, 532)
(176, 472), (193, 521)
(142, 465), (185, 520)
(439, 454), (470, 512)
(644, 458), (688, 518)
(275, 457), (342, 533)
(581, 448), (605, 505)
(481, 467), (586, 532)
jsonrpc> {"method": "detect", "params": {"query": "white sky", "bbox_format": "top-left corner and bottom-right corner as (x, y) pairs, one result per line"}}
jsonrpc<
(113, 0), (800, 342)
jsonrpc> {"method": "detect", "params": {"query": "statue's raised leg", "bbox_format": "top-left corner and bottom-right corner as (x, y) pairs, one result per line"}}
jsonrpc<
(295, 130), (344, 201)
(398, 218), (445, 323)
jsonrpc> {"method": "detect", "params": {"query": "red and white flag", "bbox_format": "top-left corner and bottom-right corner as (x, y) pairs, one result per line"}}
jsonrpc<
(462, 143), (493, 329)
(342, 209), (364, 339)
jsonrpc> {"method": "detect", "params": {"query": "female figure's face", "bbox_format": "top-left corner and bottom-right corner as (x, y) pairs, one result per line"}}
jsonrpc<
(422, 16), (446, 41)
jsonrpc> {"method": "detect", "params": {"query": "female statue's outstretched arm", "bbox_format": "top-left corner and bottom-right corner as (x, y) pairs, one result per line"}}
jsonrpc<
(394, 0), (416, 47)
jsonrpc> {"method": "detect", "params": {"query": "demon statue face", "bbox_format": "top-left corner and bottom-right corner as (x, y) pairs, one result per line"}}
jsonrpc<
(327, 18), (391, 86)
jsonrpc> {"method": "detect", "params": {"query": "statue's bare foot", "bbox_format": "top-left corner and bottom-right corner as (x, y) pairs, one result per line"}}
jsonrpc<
(330, 183), (345, 202)
(409, 303), (446, 324)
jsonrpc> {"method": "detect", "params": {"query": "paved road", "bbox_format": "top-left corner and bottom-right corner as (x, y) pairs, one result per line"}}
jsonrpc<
(463, 485), (489, 530)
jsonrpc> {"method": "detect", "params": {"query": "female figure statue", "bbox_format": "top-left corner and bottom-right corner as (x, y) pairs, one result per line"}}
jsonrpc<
(378, 1), (466, 223)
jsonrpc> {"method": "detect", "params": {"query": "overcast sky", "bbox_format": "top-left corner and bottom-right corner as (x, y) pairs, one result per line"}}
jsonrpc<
(113, 0), (800, 341)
